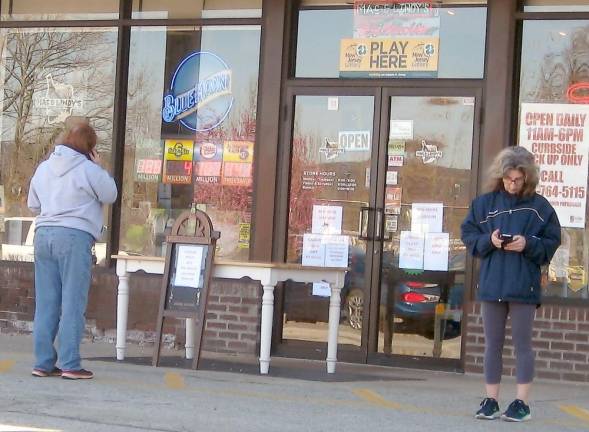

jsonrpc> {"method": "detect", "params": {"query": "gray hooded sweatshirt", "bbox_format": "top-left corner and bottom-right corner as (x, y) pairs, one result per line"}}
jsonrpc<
(27, 145), (118, 240)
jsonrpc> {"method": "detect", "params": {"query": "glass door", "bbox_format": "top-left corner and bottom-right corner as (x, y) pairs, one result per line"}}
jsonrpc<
(276, 87), (480, 368)
(278, 88), (380, 362)
(368, 89), (480, 365)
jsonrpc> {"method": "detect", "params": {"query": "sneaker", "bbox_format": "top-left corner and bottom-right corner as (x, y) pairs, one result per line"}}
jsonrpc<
(31, 367), (62, 377)
(475, 397), (500, 420)
(61, 369), (94, 380)
(502, 399), (531, 422)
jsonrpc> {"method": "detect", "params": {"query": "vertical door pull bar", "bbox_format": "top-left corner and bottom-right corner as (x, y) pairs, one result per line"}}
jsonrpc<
(374, 207), (383, 242)
(359, 206), (372, 240)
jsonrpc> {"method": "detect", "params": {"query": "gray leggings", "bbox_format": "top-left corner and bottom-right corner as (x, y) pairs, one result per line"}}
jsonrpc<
(481, 301), (536, 384)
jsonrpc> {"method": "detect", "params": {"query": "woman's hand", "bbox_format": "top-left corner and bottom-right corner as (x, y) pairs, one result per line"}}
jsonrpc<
(88, 148), (101, 166)
(491, 229), (503, 248)
(504, 235), (526, 252)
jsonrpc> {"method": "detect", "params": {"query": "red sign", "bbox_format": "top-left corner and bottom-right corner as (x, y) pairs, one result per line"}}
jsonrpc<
(567, 82), (589, 104)
(137, 159), (162, 175)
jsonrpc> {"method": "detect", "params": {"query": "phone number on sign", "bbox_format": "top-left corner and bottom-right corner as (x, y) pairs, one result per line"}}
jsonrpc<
(538, 185), (586, 199)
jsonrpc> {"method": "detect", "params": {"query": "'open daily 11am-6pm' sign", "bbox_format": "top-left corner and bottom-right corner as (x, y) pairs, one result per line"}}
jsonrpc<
(519, 103), (589, 228)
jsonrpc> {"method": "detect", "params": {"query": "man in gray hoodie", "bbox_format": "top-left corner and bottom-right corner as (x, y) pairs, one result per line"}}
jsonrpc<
(27, 123), (117, 380)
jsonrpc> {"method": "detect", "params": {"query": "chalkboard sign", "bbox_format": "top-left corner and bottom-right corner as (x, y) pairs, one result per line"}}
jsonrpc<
(153, 208), (220, 369)
(166, 243), (208, 312)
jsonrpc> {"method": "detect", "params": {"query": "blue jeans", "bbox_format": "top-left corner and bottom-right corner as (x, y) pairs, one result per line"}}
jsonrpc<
(33, 227), (94, 371)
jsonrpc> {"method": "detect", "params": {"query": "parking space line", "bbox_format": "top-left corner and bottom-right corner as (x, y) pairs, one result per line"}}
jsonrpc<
(560, 405), (589, 425)
(0, 360), (15, 373)
(164, 372), (186, 390)
(352, 388), (404, 410)
(0, 424), (60, 432)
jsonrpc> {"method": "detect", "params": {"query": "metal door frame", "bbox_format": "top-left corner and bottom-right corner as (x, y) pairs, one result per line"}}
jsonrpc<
(273, 85), (482, 371)
(273, 86), (382, 364)
(366, 86), (483, 371)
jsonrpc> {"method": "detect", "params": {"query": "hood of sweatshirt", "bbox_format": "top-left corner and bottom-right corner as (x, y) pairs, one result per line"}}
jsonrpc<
(48, 145), (87, 177)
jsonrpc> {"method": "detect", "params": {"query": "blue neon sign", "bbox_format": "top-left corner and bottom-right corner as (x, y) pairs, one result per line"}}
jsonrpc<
(162, 51), (234, 132)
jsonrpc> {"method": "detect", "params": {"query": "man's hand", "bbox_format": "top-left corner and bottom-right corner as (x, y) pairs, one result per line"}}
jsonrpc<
(504, 235), (526, 252)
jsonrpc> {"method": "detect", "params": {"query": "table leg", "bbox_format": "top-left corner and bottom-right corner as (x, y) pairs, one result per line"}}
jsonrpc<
(432, 303), (447, 358)
(259, 284), (275, 374)
(116, 271), (130, 361)
(326, 285), (342, 374)
(185, 318), (195, 359)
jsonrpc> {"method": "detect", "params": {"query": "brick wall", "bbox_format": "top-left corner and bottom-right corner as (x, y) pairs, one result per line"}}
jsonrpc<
(205, 283), (261, 353)
(0, 263), (261, 356)
(0, 262), (37, 330)
(465, 302), (589, 382)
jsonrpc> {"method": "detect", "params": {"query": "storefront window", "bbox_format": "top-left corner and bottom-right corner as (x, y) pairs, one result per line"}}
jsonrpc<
(518, 20), (589, 299)
(0, 27), (118, 264)
(295, 2), (487, 79)
(131, 0), (262, 19)
(120, 25), (260, 260)
(0, 1), (119, 20)
(523, 1), (589, 12)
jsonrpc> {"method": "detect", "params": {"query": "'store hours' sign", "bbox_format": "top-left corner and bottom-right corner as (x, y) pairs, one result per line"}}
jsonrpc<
(519, 103), (589, 228)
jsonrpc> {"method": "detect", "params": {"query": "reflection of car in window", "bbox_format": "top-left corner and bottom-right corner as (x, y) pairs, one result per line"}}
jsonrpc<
(344, 248), (465, 340)
(283, 241), (466, 341)
(283, 244), (362, 326)
(1, 217), (106, 264)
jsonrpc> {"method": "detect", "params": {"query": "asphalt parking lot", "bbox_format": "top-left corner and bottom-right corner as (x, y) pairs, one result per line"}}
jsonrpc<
(1, 333), (589, 432)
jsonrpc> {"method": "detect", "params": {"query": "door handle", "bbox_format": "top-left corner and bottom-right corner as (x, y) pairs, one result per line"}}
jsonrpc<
(374, 208), (394, 242)
(359, 206), (372, 240)
(374, 207), (383, 241)
(359, 207), (391, 241)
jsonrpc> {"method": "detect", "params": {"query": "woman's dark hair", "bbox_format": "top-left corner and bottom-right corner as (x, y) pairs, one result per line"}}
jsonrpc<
(486, 146), (539, 197)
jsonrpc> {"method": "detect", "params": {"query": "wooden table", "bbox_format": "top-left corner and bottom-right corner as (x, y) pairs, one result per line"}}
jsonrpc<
(112, 255), (347, 374)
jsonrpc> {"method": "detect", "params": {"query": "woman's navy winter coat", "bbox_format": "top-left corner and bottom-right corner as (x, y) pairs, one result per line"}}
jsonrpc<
(461, 190), (561, 305)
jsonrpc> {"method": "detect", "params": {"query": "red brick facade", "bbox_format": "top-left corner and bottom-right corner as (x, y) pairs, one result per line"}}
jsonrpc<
(4, 261), (589, 382)
(465, 302), (589, 382)
(0, 263), (261, 355)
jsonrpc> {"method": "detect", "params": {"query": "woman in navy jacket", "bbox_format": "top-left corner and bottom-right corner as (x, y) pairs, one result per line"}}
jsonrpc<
(461, 146), (560, 422)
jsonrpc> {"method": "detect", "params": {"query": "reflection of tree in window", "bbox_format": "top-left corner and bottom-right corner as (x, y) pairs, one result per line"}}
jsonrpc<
(1, 29), (116, 215)
(193, 94), (257, 212)
(522, 24), (589, 299)
(287, 131), (316, 262)
(531, 25), (589, 103)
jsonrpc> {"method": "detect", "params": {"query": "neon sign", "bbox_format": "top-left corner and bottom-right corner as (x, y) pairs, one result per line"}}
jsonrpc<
(162, 52), (234, 132)
(567, 82), (589, 104)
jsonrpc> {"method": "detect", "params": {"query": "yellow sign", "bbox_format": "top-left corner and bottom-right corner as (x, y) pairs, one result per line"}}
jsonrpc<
(340, 38), (439, 77)
(223, 141), (254, 163)
(238, 223), (250, 249)
(164, 139), (194, 161)
(163, 140), (194, 184)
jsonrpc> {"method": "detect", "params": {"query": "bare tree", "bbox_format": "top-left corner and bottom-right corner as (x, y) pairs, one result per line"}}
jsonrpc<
(524, 25), (589, 103)
(0, 27), (117, 214)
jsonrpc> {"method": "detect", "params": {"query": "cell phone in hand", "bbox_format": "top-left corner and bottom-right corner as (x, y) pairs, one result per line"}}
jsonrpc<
(500, 233), (514, 245)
